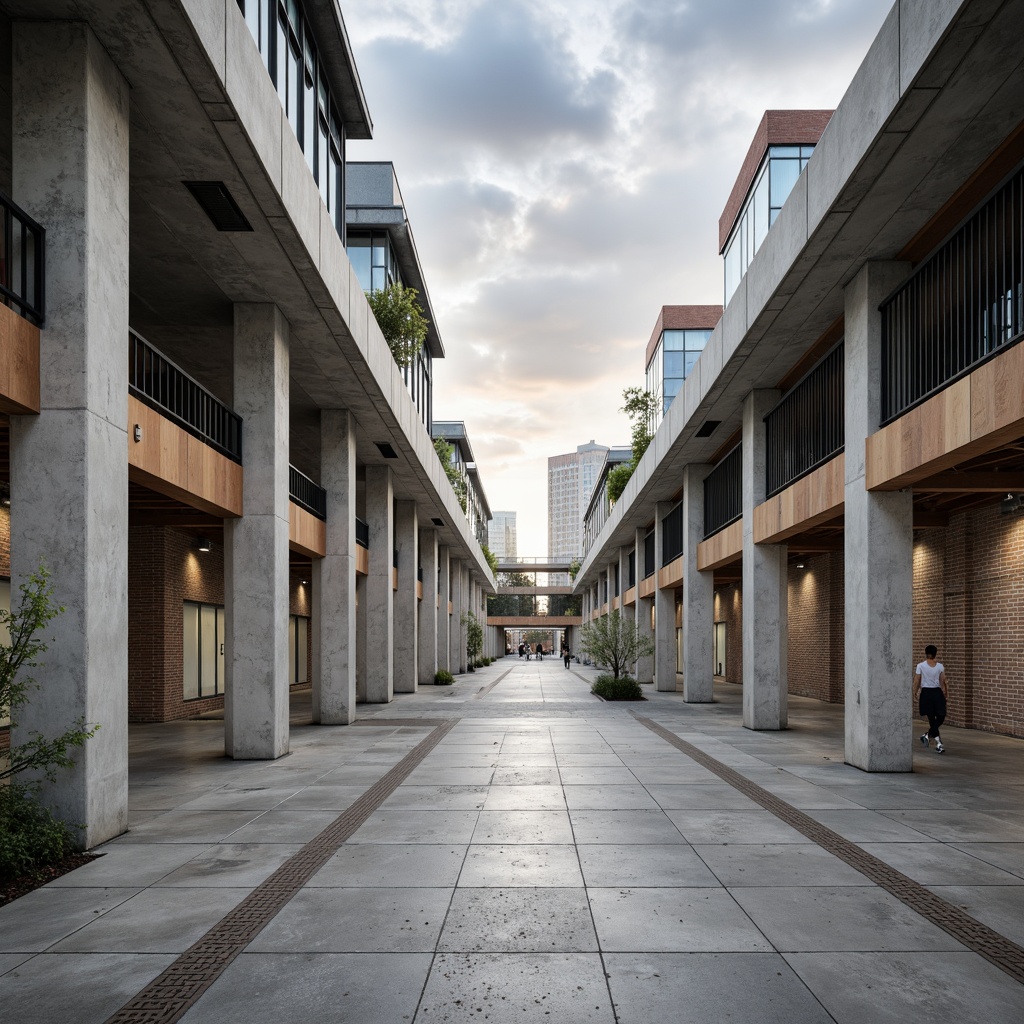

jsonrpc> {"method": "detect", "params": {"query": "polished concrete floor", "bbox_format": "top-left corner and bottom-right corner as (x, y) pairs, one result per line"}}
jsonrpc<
(1, 658), (1023, 1022)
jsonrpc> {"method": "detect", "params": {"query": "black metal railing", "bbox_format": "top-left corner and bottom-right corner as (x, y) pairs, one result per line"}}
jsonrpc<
(613, 564), (620, 597)
(0, 191), (45, 326)
(628, 550), (636, 589)
(881, 165), (1024, 424)
(704, 444), (742, 539)
(643, 530), (655, 578)
(417, 565), (423, 583)
(661, 502), (684, 565)
(393, 547), (399, 569)
(288, 465), (326, 520)
(355, 517), (369, 548)
(129, 330), (242, 463)
(487, 594), (582, 617)
(764, 342), (844, 498)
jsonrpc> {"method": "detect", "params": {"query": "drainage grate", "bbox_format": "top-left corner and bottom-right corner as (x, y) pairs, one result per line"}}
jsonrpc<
(633, 713), (1024, 986)
(105, 718), (459, 1024)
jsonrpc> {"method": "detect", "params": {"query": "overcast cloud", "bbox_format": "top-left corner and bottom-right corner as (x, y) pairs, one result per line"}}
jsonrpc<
(343, 0), (894, 556)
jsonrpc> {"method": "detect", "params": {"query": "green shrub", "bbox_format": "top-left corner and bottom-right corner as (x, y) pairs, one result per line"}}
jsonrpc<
(0, 785), (77, 880)
(591, 674), (645, 701)
(434, 669), (454, 685)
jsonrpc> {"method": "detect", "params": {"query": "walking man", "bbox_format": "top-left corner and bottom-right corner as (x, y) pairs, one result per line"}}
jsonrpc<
(914, 644), (948, 753)
(562, 643), (571, 669)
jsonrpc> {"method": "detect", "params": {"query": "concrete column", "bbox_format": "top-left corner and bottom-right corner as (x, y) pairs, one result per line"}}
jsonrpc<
(393, 500), (418, 693)
(450, 557), (464, 672)
(437, 545), (451, 672)
(355, 575), (367, 702)
(654, 503), (677, 691)
(460, 564), (471, 671)
(364, 466), (394, 702)
(844, 261), (914, 771)
(225, 304), (291, 758)
(635, 527), (654, 682)
(742, 390), (788, 730)
(682, 464), (714, 703)
(418, 529), (439, 685)
(312, 410), (357, 724)
(10, 23), (129, 845)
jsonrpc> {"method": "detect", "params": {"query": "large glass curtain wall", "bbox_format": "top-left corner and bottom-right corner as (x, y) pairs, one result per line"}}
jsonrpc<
(237, 0), (345, 237)
(724, 145), (814, 302)
(347, 232), (402, 294)
(183, 602), (225, 700)
(646, 330), (712, 423)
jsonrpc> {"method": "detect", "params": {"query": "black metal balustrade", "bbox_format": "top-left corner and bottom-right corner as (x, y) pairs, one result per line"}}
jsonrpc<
(288, 465), (326, 520)
(355, 517), (369, 548)
(628, 551), (636, 589)
(129, 330), (242, 463)
(643, 530), (655, 578)
(487, 593), (582, 617)
(704, 444), (742, 539)
(661, 501), (684, 565)
(881, 165), (1024, 424)
(0, 191), (45, 326)
(764, 342), (844, 498)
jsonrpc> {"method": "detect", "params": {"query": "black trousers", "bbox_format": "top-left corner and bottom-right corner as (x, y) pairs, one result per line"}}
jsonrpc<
(919, 688), (946, 738)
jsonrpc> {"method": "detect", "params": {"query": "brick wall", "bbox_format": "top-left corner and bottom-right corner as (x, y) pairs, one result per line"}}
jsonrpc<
(0, 505), (9, 577)
(712, 583), (742, 685)
(914, 506), (1024, 738)
(787, 551), (845, 703)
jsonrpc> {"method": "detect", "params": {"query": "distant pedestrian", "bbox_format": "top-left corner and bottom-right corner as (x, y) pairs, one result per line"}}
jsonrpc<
(562, 645), (571, 669)
(914, 644), (948, 753)
(518, 642), (525, 659)
(535, 643), (543, 661)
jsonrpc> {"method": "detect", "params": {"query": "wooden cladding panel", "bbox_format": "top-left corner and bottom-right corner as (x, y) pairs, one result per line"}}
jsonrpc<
(623, 586), (637, 607)
(487, 616), (583, 627)
(611, 596), (620, 611)
(638, 576), (656, 599)
(867, 343), (1024, 490)
(128, 396), (242, 517)
(417, 581), (423, 601)
(289, 502), (326, 558)
(657, 556), (683, 590)
(0, 304), (39, 414)
(356, 546), (369, 576)
(753, 455), (845, 544)
(696, 519), (743, 571)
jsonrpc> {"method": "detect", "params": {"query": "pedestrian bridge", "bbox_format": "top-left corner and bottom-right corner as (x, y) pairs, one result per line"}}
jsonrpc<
(486, 557), (582, 650)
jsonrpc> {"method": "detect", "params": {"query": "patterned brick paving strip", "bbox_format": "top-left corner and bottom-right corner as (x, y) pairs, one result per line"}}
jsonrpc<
(634, 713), (1024, 986)
(104, 718), (459, 1024)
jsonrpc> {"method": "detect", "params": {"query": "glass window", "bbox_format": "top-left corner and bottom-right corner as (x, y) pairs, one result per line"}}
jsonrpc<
(770, 157), (802, 212)
(183, 603), (199, 701)
(770, 145), (802, 158)
(753, 167), (769, 251)
(684, 350), (700, 375)
(684, 329), (710, 351)
(664, 351), (684, 377)
(183, 601), (224, 700)
(286, 37), (300, 138)
(662, 330), (685, 351)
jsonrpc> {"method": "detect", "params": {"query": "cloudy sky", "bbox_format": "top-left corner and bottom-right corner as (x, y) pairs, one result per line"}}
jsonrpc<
(343, 0), (894, 556)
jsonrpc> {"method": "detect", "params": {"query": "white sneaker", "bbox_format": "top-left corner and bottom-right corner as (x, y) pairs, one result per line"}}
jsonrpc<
(935, 740), (945, 754)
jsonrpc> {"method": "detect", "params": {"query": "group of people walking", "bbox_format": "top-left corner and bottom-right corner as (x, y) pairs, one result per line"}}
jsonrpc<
(515, 640), (574, 669)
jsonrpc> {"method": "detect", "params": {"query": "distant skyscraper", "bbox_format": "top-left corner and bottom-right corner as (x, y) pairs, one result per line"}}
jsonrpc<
(488, 511), (517, 561)
(548, 442), (613, 575)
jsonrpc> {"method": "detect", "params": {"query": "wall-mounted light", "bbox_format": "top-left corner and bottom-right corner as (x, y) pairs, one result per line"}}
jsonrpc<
(133, 424), (143, 443)
(796, 562), (805, 569)
(300, 579), (308, 586)
(1001, 493), (1022, 515)
(196, 536), (212, 553)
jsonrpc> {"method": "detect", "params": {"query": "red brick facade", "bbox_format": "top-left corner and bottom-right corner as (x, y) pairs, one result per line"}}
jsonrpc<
(127, 526), (313, 723)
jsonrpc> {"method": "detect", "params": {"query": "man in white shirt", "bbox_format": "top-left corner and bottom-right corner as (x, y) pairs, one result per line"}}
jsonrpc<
(913, 644), (948, 753)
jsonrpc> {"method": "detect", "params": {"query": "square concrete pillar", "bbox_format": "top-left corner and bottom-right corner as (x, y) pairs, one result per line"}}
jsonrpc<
(418, 529), (439, 685)
(312, 409), (356, 724)
(437, 545), (451, 672)
(364, 465), (394, 702)
(634, 528), (654, 682)
(355, 575), (368, 702)
(450, 557), (464, 673)
(225, 303), (291, 759)
(682, 464), (715, 703)
(844, 261), (914, 772)
(654, 503), (677, 691)
(10, 22), (129, 846)
(742, 389), (788, 730)
(460, 564), (471, 671)
(393, 500), (419, 693)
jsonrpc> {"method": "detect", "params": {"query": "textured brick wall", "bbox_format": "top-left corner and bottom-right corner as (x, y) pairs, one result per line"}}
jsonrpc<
(0, 505), (9, 577)
(787, 551), (845, 703)
(914, 506), (1024, 738)
(712, 583), (743, 685)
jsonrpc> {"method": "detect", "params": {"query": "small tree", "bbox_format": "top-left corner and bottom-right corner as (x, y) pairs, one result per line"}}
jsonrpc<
(433, 437), (468, 513)
(2, 567), (97, 784)
(481, 544), (499, 576)
(578, 609), (654, 680)
(567, 557), (582, 582)
(366, 282), (429, 369)
(462, 610), (483, 663)
(607, 387), (660, 506)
